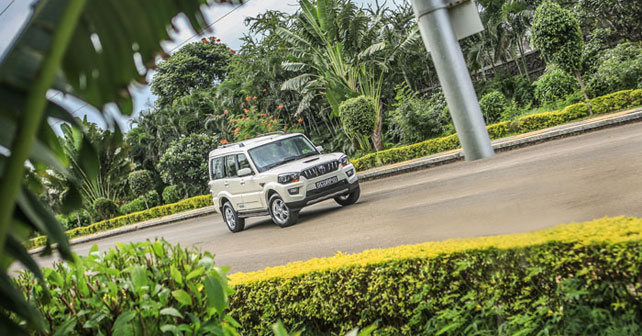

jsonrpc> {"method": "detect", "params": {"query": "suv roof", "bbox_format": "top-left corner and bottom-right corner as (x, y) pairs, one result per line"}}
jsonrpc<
(208, 132), (302, 158)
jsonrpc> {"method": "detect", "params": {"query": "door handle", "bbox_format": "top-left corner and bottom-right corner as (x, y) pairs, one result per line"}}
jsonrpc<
(224, 182), (229, 187)
(240, 179), (245, 185)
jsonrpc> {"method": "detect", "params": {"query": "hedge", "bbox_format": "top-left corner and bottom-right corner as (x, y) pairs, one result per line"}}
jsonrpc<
(26, 195), (213, 250)
(352, 89), (642, 171)
(228, 217), (642, 335)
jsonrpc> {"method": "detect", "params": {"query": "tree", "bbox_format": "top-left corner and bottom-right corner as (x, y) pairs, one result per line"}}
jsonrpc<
(128, 170), (154, 209)
(531, 1), (593, 114)
(57, 119), (134, 208)
(339, 96), (376, 150)
(151, 38), (233, 106)
(0, 0), (234, 332)
(278, 0), (419, 151)
(157, 134), (219, 197)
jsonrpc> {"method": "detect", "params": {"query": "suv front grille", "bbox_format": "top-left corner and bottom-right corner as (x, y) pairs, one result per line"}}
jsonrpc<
(301, 160), (340, 179)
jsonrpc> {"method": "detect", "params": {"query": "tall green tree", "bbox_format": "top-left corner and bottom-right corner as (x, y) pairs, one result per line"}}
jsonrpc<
(151, 38), (233, 106)
(532, 1), (593, 114)
(0, 0), (236, 332)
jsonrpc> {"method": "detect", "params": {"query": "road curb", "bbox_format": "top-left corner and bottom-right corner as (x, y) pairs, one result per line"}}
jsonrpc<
(31, 108), (642, 251)
(358, 108), (642, 182)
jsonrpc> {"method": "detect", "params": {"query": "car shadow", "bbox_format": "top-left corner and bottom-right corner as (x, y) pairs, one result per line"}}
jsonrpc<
(243, 199), (368, 230)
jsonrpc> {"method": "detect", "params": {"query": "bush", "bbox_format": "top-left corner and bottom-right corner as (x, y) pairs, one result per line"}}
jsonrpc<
(120, 190), (161, 215)
(56, 210), (92, 230)
(26, 195), (214, 250)
(229, 217), (642, 335)
(158, 134), (218, 197)
(93, 197), (118, 221)
(339, 96), (376, 138)
(16, 240), (238, 334)
(587, 42), (642, 96)
(163, 184), (185, 204)
(479, 91), (508, 123)
(388, 86), (448, 144)
(120, 197), (146, 215)
(533, 67), (578, 106)
(351, 89), (642, 171)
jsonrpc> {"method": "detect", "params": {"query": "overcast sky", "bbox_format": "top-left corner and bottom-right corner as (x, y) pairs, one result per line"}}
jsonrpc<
(0, 0), (378, 131)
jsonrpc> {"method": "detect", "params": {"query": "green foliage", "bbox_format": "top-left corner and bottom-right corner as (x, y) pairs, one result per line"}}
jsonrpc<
(56, 210), (91, 230)
(389, 86), (448, 144)
(16, 240), (240, 335)
(532, 1), (584, 74)
(128, 170), (154, 196)
(163, 185), (186, 204)
(230, 239), (642, 335)
(151, 38), (233, 105)
(479, 91), (508, 123)
(158, 134), (219, 197)
(353, 89), (642, 171)
(26, 195), (214, 250)
(93, 197), (118, 221)
(340, 96), (376, 138)
(587, 42), (642, 96)
(534, 67), (579, 105)
(575, 0), (642, 43)
(120, 197), (147, 215)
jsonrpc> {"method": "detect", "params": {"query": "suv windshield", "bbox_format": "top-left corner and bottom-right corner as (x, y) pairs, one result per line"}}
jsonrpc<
(248, 135), (318, 172)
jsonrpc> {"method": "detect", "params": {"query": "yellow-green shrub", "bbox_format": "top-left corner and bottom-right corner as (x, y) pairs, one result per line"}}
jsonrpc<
(352, 89), (642, 171)
(25, 195), (213, 250)
(229, 217), (642, 335)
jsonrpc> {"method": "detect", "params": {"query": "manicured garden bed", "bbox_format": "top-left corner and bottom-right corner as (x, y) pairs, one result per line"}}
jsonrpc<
(229, 217), (642, 335)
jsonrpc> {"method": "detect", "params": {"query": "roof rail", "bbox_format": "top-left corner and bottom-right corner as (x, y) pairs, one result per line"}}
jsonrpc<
(256, 131), (286, 138)
(218, 142), (245, 149)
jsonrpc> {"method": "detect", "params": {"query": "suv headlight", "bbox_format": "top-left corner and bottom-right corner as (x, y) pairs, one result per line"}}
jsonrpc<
(278, 172), (300, 184)
(339, 155), (350, 167)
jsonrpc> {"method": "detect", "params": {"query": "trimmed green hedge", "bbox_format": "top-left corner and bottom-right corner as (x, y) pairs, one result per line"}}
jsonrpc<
(26, 195), (213, 250)
(352, 89), (642, 171)
(229, 217), (642, 335)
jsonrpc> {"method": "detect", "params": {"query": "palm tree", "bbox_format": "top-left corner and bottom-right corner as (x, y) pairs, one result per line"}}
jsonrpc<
(278, 0), (418, 151)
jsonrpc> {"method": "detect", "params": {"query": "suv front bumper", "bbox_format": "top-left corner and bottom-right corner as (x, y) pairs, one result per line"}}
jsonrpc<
(286, 179), (359, 210)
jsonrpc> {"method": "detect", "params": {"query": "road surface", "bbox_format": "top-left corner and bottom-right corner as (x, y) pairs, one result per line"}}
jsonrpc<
(28, 122), (642, 274)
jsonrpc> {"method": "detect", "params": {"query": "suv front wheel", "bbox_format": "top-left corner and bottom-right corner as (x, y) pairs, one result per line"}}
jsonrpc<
(269, 194), (299, 227)
(334, 185), (360, 206)
(222, 202), (245, 233)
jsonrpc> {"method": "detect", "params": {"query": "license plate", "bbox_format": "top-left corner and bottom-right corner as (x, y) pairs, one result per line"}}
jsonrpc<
(315, 176), (338, 189)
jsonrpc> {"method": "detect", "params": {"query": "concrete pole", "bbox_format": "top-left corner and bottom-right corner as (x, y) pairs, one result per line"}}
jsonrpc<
(411, 0), (494, 160)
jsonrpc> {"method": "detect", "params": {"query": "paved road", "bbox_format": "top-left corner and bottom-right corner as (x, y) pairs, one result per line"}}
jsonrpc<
(29, 122), (642, 274)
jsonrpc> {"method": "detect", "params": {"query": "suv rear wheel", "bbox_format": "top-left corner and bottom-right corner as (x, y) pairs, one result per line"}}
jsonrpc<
(269, 194), (299, 227)
(222, 202), (245, 233)
(334, 186), (360, 206)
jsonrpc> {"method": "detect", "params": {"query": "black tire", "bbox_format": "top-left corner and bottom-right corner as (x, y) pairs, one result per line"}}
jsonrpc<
(334, 185), (360, 206)
(268, 193), (299, 227)
(222, 202), (245, 233)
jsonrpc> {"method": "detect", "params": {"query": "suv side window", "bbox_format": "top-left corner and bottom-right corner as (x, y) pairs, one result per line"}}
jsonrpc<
(225, 155), (238, 177)
(211, 157), (225, 180)
(237, 153), (251, 171)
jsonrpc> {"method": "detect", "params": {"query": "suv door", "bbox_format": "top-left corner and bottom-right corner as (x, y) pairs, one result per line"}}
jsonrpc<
(236, 153), (263, 210)
(224, 155), (245, 209)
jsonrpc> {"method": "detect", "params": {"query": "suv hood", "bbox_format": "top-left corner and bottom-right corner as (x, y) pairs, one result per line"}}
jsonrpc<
(264, 153), (342, 175)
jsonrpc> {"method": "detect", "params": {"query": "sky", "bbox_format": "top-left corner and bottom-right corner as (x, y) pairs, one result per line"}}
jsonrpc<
(0, 0), (306, 131)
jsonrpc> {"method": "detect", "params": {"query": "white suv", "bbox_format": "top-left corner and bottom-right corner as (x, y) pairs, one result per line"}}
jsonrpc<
(208, 132), (360, 232)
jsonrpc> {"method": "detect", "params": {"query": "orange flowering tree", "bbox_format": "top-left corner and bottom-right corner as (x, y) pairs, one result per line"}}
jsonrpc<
(228, 96), (304, 142)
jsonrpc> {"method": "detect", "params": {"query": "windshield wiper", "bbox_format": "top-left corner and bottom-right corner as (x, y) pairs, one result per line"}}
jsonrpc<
(263, 156), (299, 171)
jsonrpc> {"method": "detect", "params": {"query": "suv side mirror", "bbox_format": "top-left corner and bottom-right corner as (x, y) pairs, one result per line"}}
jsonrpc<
(315, 145), (324, 153)
(238, 168), (253, 177)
